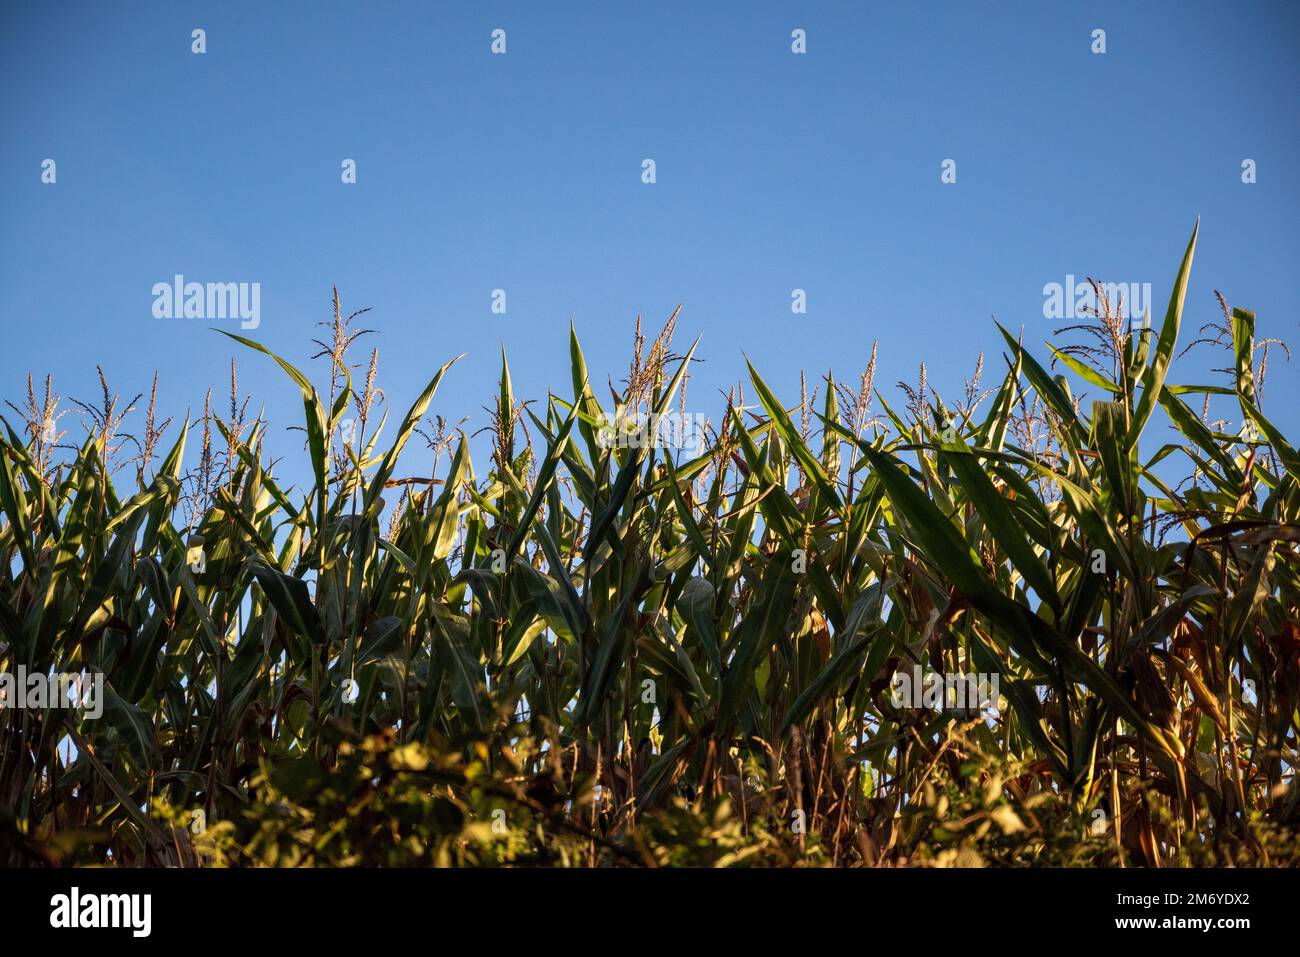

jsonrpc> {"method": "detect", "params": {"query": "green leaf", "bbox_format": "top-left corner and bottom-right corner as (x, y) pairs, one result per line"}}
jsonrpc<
(1128, 220), (1198, 450)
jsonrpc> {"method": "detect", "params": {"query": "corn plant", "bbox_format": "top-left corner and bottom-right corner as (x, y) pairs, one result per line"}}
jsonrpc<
(1, 224), (1296, 867)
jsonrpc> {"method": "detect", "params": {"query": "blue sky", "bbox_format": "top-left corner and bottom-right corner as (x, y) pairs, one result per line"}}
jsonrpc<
(2, 0), (1297, 488)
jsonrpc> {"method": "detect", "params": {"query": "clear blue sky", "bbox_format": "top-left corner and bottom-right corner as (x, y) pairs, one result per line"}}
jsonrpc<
(2, 0), (1297, 488)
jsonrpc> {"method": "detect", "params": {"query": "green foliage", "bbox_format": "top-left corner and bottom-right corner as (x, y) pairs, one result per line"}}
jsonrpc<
(1, 227), (1297, 867)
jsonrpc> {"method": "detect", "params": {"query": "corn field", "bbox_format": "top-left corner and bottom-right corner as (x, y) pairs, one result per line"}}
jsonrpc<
(2, 224), (1298, 867)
